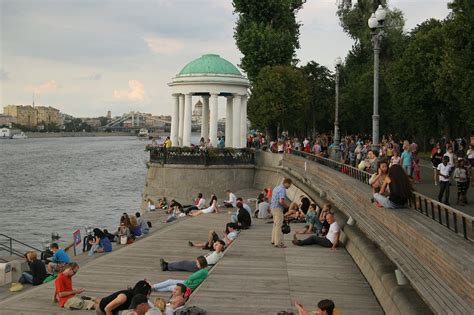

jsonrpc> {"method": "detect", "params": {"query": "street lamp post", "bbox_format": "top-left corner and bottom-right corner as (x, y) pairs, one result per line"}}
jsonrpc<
(334, 57), (342, 146)
(368, 5), (387, 151)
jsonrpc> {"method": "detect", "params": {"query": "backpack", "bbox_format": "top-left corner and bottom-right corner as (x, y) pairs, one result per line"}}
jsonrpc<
(175, 306), (207, 315)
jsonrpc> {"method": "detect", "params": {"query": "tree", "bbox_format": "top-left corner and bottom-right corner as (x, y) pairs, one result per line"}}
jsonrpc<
(233, 0), (305, 82)
(301, 62), (334, 134)
(247, 65), (309, 137)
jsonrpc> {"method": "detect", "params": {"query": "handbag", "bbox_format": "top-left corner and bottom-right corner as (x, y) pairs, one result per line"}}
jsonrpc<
(281, 220), (291, 234)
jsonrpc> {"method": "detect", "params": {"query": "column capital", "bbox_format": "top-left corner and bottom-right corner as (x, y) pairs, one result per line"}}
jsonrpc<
(172, 93), (181, 96)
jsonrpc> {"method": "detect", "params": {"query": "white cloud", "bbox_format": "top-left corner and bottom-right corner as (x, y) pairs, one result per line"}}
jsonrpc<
(27, 80), (59, 93)
(144, 36), (184, 55)
(113, 80), (145, 102)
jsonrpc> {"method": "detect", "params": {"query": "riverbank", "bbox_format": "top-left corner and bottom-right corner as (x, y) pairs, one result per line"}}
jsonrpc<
(24, 131), (136, 138)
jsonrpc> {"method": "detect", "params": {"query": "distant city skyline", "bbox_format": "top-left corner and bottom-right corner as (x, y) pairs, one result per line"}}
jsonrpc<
(1, 0), (450, 117)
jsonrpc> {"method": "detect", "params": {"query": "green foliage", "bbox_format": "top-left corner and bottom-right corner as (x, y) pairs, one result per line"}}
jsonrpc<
(248, 65), (309, 137)
(233, 0), (305, 82)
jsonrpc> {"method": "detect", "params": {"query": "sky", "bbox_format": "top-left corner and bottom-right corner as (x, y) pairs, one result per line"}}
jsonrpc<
(0, 0), (451, 118)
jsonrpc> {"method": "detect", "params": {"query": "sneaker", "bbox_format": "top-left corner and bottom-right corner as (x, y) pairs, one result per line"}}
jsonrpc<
(188, 241), (194, 247)
(159, 258), (167, 271)
(9, 283), (23, 292)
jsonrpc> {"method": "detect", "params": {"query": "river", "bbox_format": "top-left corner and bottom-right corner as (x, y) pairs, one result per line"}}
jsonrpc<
(0, 136), (151, 249)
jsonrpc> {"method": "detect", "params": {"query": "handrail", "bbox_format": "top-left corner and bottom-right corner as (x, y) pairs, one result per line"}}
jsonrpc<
(0, 243), (26, 258)
(288, 150), (474, 240)
(0, 233), (43, 258)
(148, 146), (255, 165)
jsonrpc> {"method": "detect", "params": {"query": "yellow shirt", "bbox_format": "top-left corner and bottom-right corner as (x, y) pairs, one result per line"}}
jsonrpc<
(164, 139), (172, 148)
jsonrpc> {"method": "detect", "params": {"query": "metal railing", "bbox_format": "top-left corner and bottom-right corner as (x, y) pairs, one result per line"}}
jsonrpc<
(148, 147), (255, 165)
(0, 233), (43, 259)
(289, 150), (474, 240)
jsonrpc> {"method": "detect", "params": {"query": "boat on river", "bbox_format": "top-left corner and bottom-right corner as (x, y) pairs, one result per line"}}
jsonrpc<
(137, 128), (149, 138)
(0, 128), (28, 139)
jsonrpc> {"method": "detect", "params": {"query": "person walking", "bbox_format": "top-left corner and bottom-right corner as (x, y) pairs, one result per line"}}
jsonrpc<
(270, 178), (292, 248)
(437, 156), (452, 205)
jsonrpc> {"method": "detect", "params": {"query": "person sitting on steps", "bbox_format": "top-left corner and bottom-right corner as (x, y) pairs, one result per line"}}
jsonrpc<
(292, 212), (340, 250)
(160, 240), (225, 272)
(223, 189), (237, 208)
(295, 203), (321, 235)
(152, 256), (208, 292)
(190, 194), (218, 217)
(189, 222), (238, 249)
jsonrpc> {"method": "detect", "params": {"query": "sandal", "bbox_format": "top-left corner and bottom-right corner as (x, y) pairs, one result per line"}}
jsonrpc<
(275, 243), (287, 248)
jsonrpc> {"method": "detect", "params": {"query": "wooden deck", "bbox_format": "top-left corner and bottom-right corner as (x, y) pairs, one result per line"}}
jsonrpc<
(0, 190), (382, 315)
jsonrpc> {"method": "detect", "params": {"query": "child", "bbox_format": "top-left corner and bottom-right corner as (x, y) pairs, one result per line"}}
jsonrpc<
(295, 204), (321, 235)
(413, 158), (421, 183)
(390, 151), (401, 167)
(453, 160), (469, 205)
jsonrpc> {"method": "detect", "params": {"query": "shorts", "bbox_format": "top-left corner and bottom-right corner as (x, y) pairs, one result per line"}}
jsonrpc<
(205, 232), (220, 248)
(64, 296), (95, 310)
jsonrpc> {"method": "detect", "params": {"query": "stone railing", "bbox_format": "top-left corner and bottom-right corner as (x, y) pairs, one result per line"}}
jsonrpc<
(148, 147), (255, 165)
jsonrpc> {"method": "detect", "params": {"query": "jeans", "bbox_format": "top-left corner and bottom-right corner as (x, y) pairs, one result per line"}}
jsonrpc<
(152, 279), (184, 292)
(402, 164), (412, 176)
(168, 260), (198, 272)
(19, 272), (33, 284)
(297, 235), (332, 247)
(373, 193), (401, 209)
(88, 244), (100, 256)
(438, 181), (450, 203)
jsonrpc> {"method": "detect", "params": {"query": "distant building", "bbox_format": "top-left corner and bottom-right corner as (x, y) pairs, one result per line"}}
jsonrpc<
(4, 105), (38, 127)
(0, 114), (17, 126)
(36, 106), (61, 126)
(106, 110), (111, 119)
(3, 104), (61, 128)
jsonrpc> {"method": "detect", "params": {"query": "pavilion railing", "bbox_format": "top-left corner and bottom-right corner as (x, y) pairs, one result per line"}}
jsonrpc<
(148, 146), (255, 166)
(290, 149), (473, 240)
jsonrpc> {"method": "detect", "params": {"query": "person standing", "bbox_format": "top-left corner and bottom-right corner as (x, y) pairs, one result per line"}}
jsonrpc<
(431, 144), (443, 186)
(163, 136), (172, 148)
(400, 141), (413, 177)
(270, 178), (292, 248)
(453, 160), (469, 205)
(437, 156), (452, 205)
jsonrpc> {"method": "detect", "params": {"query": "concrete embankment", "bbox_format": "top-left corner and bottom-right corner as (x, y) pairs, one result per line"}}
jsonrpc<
(25, 132), (134, 138)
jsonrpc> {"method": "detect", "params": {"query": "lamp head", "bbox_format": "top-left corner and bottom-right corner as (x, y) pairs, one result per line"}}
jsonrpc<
(334, 57), (342, 67)
(375, 5), (387, 23)
(368, 13), (378, 30)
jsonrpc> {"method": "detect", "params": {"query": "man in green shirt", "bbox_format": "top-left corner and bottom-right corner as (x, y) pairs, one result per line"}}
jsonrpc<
(152, 256), (208, 292)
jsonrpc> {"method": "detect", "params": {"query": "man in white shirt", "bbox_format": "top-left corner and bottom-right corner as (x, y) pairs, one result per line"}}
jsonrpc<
(437, 156), (452, 205)
(160, 240), (225, 272)
(224, 190), (237, 208)
(189, 223), (238, 249)
(257, 199), (271, 219)
(292, 212), (340, 250)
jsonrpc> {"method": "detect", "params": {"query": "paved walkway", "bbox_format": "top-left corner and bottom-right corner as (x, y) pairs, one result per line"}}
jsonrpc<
(416, 161), (474, 216)
(0, 189), (382, 315)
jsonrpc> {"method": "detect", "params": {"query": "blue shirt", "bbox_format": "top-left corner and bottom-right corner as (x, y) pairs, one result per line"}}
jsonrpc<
(99, 237), (112, 252)
(270, 185), (287, 210)
(401, 151), (412, 166)
(53, 249), (70, 264)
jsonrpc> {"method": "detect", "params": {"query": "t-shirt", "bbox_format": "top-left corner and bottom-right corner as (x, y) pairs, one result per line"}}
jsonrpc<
(196, 198), (206, 209)
(53, 249), (70, 264)
(444, 152), (455, 167)
(184, 269), (208, 290)
(270, 185), (287, 210)
(226, 193), (237, 207)
(99, 290), (133, 314)
(205, 251), (224, 265)
(325, 222), (341, 245)
(437, 163), (451, 182)
(305, 211), (318, 232)
(100, 237), (113, 252)
(225, 230), (238, 245)
(258, 201), (270, 218)
(401, 151), (412, 166)
(55, 272), (74, 307)
(453, 168), (468, 182)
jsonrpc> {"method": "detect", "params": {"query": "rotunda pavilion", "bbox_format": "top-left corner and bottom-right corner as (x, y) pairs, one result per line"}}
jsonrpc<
(168, 54), (250, 148)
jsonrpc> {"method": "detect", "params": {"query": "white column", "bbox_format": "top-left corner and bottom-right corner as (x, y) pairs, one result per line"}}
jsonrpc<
(240, 95), (248, 148)
(170, 94), (179, 146)
(178, 94), (185, 146)
(209, 93), (219, 147)
(232, 94), (242, 148)
(201, 95), (210, 140)
(225, 96), (233, 147)
(183, 94), (192, 147)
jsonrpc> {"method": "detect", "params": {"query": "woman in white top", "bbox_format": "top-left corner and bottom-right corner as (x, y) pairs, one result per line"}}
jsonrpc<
(190, 194), (218, 216)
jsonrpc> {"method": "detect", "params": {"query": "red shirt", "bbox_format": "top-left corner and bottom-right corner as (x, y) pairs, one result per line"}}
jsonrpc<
(55, 272), (75, 307)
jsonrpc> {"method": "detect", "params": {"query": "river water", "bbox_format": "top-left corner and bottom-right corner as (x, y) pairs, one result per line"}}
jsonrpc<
(0, 136), (150, 249)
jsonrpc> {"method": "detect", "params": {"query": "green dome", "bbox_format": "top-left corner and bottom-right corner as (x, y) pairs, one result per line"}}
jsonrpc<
(178, 54), (242, 76)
